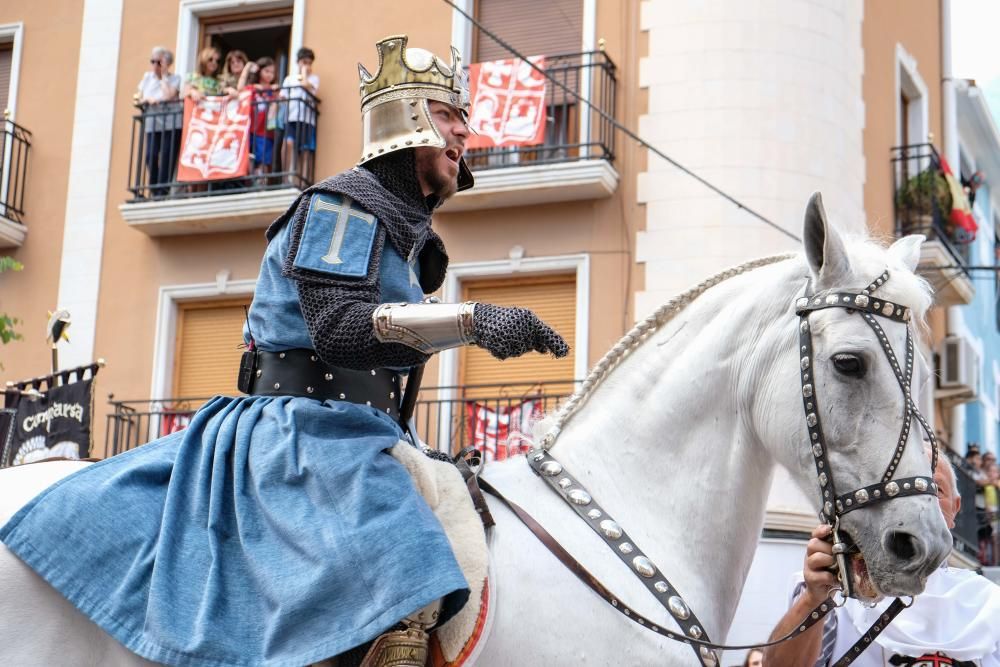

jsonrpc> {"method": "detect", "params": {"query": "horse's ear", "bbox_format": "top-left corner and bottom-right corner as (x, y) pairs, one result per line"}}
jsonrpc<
(888, 234), (925, 272)
(803, 192), (851, 286)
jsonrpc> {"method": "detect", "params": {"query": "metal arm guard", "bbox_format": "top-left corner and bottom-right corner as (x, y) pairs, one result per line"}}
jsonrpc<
(372, 301), (477, 353)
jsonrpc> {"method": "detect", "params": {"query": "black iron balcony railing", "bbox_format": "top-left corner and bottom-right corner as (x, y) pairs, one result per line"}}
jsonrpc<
(891, 143), (971, 276)
(105, 380), (579, 457)
(126, 87), (319, 202)
(0, 118), (31, 224)
(464, 51), (616, 171)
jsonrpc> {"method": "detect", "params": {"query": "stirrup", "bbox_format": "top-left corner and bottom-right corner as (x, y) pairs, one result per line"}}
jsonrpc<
(359, 599), (440, 667)
(358, 626), (429, 667)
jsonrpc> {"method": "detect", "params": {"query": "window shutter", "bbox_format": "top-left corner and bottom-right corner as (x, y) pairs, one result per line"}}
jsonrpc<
(174, 299), (252, 400)
(0, 45), (13, 115)
(460, 275), (576, 398)
(474, 0), (583, 62)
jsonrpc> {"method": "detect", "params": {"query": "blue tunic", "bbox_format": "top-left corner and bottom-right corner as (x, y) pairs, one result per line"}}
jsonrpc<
(0, 194), (468, 667)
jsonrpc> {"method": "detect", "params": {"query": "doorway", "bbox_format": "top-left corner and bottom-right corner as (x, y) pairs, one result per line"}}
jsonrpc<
(201, 11), (292, 81)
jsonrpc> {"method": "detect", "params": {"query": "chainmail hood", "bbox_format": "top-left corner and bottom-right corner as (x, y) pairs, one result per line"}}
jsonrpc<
(266, 149), (448, 293)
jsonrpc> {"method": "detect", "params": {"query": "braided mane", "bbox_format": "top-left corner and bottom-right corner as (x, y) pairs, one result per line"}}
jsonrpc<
(539, 253), (797, 448)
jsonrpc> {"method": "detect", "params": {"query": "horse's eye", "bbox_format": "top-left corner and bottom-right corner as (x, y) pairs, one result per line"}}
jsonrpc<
(832, 354), (865, 377)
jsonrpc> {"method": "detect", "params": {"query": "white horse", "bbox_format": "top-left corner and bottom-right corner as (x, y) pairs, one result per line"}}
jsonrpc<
(0, 195), (953, 666)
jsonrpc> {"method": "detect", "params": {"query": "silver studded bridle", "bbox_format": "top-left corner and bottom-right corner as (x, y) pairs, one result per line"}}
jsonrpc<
(479, 268), (938, 667)
(795, 268), (939, 599)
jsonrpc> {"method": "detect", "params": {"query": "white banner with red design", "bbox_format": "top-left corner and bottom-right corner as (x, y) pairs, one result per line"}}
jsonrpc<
(178, 91), (252, 181)
(467, 56), (547, 149)
(464, 399), (543, 461)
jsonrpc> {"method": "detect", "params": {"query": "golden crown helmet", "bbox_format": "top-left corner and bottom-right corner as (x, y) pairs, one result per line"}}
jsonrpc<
(358, 35), (474, 191)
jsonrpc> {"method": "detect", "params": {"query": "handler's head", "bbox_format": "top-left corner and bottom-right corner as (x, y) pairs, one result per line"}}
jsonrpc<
(928, 445), (961, 529)
(357, 35), (474, 197)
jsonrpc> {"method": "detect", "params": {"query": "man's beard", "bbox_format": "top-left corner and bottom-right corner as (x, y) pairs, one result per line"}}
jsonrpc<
(415, 148), (458, 201)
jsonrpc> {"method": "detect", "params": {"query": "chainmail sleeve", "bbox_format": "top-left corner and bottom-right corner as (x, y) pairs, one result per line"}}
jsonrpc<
(296, 276), (431, 371)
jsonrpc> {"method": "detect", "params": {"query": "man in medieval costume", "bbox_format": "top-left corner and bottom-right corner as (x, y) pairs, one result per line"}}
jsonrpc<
(0, 36), (567, 667)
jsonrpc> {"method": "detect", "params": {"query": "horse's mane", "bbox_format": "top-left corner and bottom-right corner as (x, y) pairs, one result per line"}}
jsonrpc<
(537, 253), (796, 448)
(537, 232), (934, 449)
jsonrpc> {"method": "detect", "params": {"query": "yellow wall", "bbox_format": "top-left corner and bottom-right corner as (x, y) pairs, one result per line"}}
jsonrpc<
(862, 0), (943, 238)
(1, 1), (645, 456)
(0, 2), (83, 384)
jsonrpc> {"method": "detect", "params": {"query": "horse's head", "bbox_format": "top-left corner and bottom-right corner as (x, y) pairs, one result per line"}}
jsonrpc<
(760, 193), (951, 602)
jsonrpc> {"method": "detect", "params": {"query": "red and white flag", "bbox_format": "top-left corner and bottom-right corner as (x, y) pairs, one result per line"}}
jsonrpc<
(465, 399), (543, 461)
(467, 56), (547, 149)
(177, 91), (252, 181)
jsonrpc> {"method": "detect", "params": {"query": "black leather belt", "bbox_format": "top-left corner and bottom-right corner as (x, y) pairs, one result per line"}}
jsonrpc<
(238, 348), (401, 419)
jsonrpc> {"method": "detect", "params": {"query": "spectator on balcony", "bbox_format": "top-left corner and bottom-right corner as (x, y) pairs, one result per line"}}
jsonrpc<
(183, 46), (223, 102)
(246, 57), (280, 177)
(220, 49), (251, 95)
(280, 47), (319, 185)
(136, 46), (181, 197)
(984, 455), (999, 565)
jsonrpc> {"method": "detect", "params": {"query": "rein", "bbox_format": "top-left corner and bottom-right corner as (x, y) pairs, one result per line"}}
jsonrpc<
(482, 267), (936, 666)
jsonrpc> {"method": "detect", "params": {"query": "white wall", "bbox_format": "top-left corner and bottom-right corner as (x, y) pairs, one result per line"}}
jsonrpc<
(635, 0), (866, 317)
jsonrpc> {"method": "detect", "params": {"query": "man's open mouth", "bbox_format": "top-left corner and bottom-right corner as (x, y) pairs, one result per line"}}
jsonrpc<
(444, 147), (462, 164)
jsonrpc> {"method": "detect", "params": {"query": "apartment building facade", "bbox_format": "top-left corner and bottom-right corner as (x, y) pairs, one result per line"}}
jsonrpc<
(0, 0), (643, 457)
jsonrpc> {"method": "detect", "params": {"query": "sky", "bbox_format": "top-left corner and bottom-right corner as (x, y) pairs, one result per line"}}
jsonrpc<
(951, 0), (1000, 126)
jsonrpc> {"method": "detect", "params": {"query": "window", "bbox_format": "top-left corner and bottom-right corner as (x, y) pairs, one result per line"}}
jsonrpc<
(468, 0), (590, 168)
(459, 274), (576, 398)
(201, 10), (293, 81)
(0, 42), (12, 114)
(173, 298), (252, 401)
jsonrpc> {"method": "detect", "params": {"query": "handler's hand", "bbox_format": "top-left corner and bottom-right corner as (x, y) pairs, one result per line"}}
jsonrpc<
(802, 524), (838, 605)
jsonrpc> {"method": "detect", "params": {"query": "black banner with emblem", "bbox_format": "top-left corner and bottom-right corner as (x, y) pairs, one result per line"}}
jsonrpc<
(1, 363), (99, 468)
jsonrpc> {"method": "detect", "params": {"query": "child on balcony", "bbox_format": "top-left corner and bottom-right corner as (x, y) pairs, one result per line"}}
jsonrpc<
(246, 57), (280, 179)
(280, 47), (319, 186)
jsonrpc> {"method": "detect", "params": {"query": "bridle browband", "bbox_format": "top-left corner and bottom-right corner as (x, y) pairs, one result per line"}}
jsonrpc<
(795, 268), (939, 598)
(479, 267), (938, 666)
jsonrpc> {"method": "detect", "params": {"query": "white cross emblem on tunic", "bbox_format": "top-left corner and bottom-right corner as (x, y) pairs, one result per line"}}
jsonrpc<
(314, 197), (375, 265)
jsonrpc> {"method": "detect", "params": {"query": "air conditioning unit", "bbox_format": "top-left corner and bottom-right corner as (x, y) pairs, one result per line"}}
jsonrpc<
(937, 335), (980, 402)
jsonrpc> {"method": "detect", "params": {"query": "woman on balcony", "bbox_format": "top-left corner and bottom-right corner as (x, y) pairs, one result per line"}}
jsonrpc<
(219, 49), (251, 96)
(136, 46), (181, 197)
(183, 47), (223, 101)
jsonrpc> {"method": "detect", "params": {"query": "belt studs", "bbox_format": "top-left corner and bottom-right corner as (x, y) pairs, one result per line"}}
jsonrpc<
(273, 382), (281, 390)
(325, 373), (333, 381)
(339, 392), (346, 399)
(256, 369), (262, 378)
(310, 355), (317, 362)
(306, 386), (314, 394)
(279, 352), (286, 359)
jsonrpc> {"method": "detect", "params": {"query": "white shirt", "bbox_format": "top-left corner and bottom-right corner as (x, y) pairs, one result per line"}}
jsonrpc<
(794, 567), (1000, 666)
(280, 73), (320, 124)
(136, 71), (182, 131)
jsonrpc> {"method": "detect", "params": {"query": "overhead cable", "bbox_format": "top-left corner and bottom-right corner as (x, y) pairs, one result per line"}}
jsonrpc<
(443, 0), (802, 242)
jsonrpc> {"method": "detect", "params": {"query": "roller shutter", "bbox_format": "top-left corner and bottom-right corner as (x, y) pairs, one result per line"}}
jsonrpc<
(174, 298), (252, 400)
(474, 0), (583, 62)
(460, 275), (576, 398)
(0, 45), (12, 115)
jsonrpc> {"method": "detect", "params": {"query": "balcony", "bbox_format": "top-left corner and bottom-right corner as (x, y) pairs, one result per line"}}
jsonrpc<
(119, 89), (319, 236)
(104, 380), (577, 458)
(0, 118), (31, 248)
(445, 51), (618, 212)
(891, 143), (974, 305)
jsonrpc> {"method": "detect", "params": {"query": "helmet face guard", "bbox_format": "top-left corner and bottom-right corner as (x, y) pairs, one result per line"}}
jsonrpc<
(358, 35), (474, 192)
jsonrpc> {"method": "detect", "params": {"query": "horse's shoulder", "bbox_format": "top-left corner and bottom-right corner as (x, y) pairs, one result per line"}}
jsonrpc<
(0, 460), (94, 524)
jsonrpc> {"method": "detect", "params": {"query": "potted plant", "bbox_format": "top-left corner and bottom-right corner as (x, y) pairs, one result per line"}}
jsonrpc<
(896, 167), (952, 235)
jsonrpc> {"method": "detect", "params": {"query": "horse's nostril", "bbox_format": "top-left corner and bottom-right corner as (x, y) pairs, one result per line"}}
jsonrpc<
(885, 530), (921, 562)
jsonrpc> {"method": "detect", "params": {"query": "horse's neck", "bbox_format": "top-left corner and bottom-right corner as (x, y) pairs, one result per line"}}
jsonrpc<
(551, 263), (798, 638)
